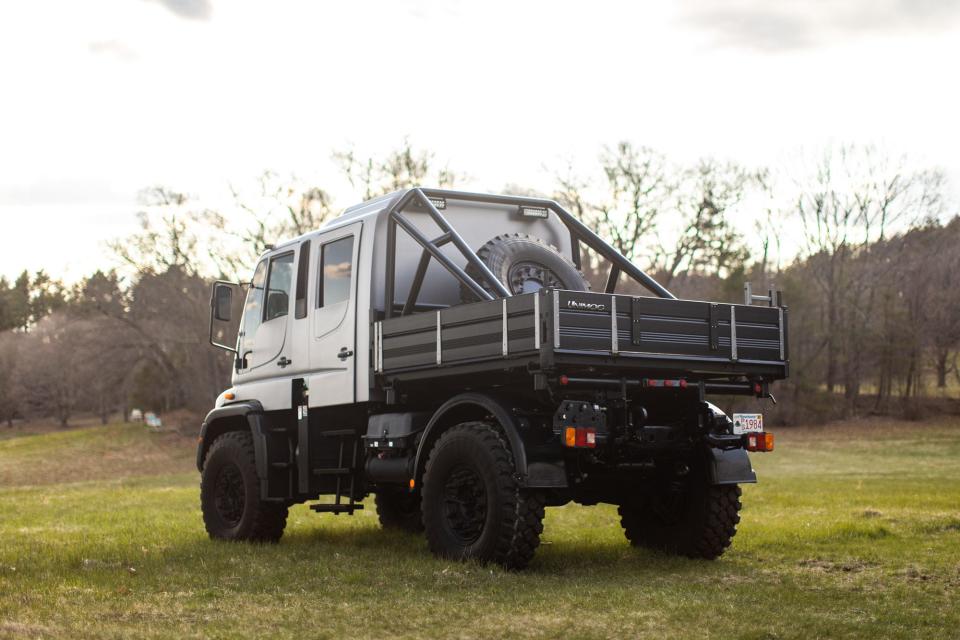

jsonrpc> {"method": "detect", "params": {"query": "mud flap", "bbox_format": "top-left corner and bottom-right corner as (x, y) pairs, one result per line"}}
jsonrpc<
(525, 461), (568, 488)
(245, 413), (272, 499)
(706, 447), (757, 485)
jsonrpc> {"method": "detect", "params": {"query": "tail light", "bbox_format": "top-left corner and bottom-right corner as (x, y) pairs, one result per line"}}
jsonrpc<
(642, 378), (688, 389)
(744, 432), (774, 452)
(563, 427), (596, 448)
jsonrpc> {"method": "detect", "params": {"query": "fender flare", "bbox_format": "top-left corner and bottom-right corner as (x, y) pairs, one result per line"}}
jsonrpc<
(197, 401), (268, 473)
(412, 393), (529, 487)
(705, 446), (757, 485)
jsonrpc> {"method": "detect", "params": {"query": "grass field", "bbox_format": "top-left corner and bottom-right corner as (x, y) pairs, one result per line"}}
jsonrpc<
(1, 419), (959, 639)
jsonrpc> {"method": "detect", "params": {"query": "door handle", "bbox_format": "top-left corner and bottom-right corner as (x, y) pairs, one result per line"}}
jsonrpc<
(337, 348), (354, 361)
(277, 356), (292, 368)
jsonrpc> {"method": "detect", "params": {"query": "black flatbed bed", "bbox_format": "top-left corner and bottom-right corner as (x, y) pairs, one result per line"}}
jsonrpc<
(374, 288), (788, 392)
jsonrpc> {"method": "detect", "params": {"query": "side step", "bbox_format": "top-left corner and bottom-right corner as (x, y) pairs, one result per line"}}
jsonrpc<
(313, 467), (351, 476)
(310, 503), (364, 514)
(310, 426), (363, 515)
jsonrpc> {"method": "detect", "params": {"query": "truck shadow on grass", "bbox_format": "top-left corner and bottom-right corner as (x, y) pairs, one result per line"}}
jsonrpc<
(269, 524), (729, 576)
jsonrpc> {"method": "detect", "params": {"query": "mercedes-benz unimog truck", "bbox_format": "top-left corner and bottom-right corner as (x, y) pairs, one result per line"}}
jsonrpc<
(200, 188), (786, 569)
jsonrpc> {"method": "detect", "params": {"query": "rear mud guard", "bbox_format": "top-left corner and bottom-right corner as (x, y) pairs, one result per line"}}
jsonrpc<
(706, 447), (757, 485)
(413, 393), (571, 489)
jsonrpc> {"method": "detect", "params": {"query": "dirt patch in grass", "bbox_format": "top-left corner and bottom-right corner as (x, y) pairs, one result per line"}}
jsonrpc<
(0, 423), (196, 487)
(798, 558), (876, 573)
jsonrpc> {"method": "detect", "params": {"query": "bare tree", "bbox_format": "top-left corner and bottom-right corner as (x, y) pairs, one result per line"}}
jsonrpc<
(188, 172), (338, 281)
(916, 219), (960, 389)
(335, 138), (458, 200)
(653, 159), (753, 286)
(794, 145), (944, 396)
(110, 187), (199, 276)
(0, 332), (19, 426)
(601, 143), (673, 261)
(13, 314), (82, 427)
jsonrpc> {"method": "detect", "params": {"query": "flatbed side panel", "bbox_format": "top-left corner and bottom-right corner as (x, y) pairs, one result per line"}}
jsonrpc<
(506, 293), (538, 354)
(379, 294), (540, 374)
(554, 290), (785, 375)
(732, 304), (783, 362)
(630, 295), (728, 359)
(380, 312), (435, 370)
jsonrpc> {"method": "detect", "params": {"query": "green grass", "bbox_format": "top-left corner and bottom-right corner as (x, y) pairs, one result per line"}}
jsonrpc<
(1, 421), (959, 639)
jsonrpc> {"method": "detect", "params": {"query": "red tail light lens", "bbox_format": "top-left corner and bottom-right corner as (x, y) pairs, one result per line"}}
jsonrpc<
(745, 432), (774, 452)
(563, 427), (596, 448)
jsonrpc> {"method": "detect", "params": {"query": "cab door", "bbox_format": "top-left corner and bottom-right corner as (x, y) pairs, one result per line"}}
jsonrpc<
(308, 222), (362, 407)
(237, 250), (295, 380)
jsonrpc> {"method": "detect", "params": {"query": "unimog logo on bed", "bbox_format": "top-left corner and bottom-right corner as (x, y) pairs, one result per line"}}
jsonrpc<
(567, 299), (606, 312)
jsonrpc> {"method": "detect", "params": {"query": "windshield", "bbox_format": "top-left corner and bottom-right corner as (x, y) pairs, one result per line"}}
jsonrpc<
(239, 260), (267, 356)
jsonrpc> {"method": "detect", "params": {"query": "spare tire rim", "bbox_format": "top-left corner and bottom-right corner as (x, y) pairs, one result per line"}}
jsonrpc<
(507, 262), (566, 294)
(214, 463), (245, 526)
(442, 464), (488, 545)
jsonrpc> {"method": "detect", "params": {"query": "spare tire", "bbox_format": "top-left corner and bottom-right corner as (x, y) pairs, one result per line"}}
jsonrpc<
(462, 233), (590, 302)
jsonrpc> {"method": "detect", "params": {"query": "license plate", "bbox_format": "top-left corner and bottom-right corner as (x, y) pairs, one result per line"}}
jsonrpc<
(732, 413), (763, 434)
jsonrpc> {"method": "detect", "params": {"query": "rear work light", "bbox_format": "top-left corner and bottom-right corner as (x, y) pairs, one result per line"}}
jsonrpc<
(563, 427), (596, 448)
(744, 432), (774, 452)
(519, 205), (549, 218)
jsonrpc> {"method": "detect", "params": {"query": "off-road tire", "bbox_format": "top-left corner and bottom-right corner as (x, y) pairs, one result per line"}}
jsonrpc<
(375, 488), (424, 533)
(619, 483), (742, 560)
(200, 431), (288, 542)
(421, 421), (545, 569)
(462, 233), (590, 301)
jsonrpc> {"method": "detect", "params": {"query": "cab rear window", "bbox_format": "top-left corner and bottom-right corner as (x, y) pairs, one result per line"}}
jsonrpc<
(318, 236), (353, 307)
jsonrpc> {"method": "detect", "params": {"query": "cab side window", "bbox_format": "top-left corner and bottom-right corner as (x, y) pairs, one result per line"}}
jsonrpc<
(264, 252), (295, 321)
(318, 236), (354, 307)
(239, 260), (267, 355)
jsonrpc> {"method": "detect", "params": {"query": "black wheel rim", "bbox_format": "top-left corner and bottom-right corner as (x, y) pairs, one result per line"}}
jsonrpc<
(649, 483), (686, 526)
(214, 463), (245, 526)
(507, 262), (565, 294)
(441, 464), (488, 545)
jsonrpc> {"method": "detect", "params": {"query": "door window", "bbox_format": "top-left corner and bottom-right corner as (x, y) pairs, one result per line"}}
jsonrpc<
(239, 260), (267, 356)
(264, 252), (295, 322)
(294, 240), (311, 319)
(318, 236), (354, 307)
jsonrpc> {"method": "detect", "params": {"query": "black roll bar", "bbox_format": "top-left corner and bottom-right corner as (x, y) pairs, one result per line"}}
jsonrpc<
(382, 188), (675, 318)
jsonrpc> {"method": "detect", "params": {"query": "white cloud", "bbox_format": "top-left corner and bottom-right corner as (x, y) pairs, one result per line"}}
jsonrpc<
(677, 0), (960, 51)
(147, 0), (211, 21)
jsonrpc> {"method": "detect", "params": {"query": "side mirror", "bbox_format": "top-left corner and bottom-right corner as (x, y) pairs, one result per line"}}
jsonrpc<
(213, 284), (233, 322)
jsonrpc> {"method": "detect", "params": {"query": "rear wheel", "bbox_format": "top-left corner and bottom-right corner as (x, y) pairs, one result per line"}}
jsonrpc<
(200, 431), (288, 542)
(421, 421), (545, 569)
(375, 488), (424, 533)
(618, 471), (742, 560)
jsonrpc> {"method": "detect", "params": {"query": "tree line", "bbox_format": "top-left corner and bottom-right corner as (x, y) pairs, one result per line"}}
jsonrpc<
(0, 141), (956, 427)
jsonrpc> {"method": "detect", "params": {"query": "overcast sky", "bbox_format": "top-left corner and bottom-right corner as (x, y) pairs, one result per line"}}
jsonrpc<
(2, 0), (959, 281)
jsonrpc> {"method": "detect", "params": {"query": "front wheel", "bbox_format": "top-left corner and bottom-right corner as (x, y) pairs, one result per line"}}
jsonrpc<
(421, 421), (545, 569)
(200, 431), (288, 542)
(619, 474), (742, 560)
